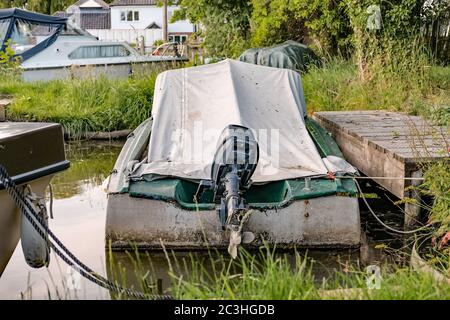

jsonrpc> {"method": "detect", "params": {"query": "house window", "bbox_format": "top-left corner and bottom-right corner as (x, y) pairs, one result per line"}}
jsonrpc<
(127, 11), (133, 21)
(69, 45), (131, 59)
(169, 35), (187, 44)
(120, 10), (140, 22)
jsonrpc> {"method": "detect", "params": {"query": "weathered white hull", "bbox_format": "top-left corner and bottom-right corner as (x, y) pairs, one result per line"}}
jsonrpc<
(22, 60), (182, 82)
(22, 63), (133, 82)
(106, 194), (361, 249)
(0, 176), (52, 276)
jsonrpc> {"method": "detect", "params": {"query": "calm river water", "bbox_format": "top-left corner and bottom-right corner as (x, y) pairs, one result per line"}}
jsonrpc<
(0, 141), (403, 299)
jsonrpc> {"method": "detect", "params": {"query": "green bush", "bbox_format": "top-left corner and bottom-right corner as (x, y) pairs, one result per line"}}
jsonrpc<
(250, 0), (352, 55)
(172, 0), (252, 58)
(421, 162), (450, 240)
(153, 39), (165, 47)
(0, 39), (22, 79)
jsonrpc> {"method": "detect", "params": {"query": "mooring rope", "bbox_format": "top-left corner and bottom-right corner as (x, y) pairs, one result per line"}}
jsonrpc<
(0, 164), (172, 300)
(349, 176), (425, 181)
(303, 173), (426, 182)
(353, 178), (433, 235)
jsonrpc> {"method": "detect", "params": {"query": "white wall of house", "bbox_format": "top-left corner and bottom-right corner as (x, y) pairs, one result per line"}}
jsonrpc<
(87, 29), (162, 48)
(110, 5), (194, 34)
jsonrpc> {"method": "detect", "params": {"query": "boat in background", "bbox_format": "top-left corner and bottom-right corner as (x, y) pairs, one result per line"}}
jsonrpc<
(239, 40), (322, 73)
(0, 122), (69, 275)
(106, 59), (361, 254)
(0, 8), (186, 82)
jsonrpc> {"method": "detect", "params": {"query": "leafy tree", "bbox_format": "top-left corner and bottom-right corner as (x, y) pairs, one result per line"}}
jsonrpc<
(251, 0), (352, 56)
(0, 0), (100, 14)
(0, 0), (28, 10)
(172, 0), (252, 58)
(344, 0), (424, 38)
(422, 0), (450, 62)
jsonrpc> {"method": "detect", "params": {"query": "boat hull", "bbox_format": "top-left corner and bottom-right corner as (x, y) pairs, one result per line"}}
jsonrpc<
(0, 175), (52, 276)
(22, 60), (186, 82)
(106, 194), (360, 250)
(22, 63), (132, 82)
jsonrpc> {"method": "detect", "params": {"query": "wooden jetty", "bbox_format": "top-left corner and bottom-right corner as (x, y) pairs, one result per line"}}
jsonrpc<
(313, 111), (449, 229)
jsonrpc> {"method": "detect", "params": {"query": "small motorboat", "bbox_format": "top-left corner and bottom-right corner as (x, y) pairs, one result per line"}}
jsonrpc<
(0, 122), (69, 275)
(0, 8), (186, 82)
(106, 59), (360, 255)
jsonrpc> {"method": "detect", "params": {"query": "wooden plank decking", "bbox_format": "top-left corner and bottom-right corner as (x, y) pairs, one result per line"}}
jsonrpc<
(313, 111), (449, 228)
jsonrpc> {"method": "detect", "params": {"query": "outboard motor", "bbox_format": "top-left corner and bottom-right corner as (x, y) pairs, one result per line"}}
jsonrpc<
(196, 125), (259, 258)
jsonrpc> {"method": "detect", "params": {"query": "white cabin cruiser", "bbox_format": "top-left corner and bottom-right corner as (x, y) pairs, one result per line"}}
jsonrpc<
(0, 8), (185, 81)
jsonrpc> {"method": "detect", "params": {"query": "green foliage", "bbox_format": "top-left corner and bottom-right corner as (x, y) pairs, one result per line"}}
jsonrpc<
(0, 72), (158, 139)
(430, 105), (450, 126)
(344, 0), (423, 37)
(172, 249), (320, 299)
(173, 0), (448, 61)
(172, 0), (252, 58)
(0, 0), (115, 14)
(153, 39), (164, 47)
(302, 58), (450, 116)
(419, 161), (450, 275)
(250, 0), (352, 55)
(1, 0), (68, 14)
(0, 39), (21, 78)
(421, 162), (450, 239)
(0, 0), (26, 10)
(344, 1), (432, 82)
(155, 0), (177, 7)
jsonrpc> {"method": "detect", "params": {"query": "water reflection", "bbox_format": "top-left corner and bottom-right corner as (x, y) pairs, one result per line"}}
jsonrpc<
(52, 142), (123, 199)
(0, 141), (122, 299)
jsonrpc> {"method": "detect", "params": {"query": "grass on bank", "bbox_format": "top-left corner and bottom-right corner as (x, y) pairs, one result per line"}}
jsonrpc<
(170, 248), (450, 300)
(302, 60), (450, 125)
(105, 247), (450, 300)
(0, 73), (157, 139)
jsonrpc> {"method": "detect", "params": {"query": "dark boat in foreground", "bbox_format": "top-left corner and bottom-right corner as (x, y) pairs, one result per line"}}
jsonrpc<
(0, 122), (69, 275)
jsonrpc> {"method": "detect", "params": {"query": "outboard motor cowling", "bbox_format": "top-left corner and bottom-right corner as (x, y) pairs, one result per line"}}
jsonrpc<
(195, 125), (259, 258)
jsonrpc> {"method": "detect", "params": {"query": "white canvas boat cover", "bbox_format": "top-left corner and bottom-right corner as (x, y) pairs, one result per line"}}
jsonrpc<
(132, 59), (352, 183)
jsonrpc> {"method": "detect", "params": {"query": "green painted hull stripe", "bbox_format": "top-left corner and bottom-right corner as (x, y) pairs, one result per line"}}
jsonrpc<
(128, 177), (358, 211)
